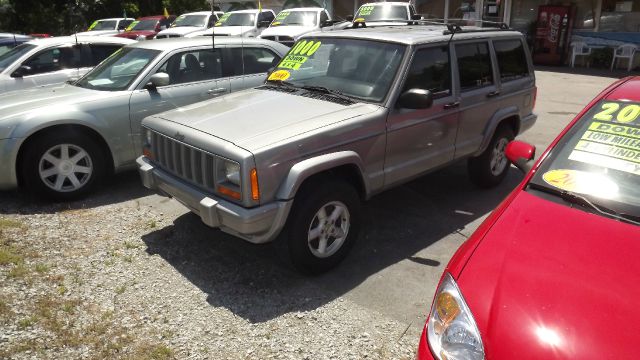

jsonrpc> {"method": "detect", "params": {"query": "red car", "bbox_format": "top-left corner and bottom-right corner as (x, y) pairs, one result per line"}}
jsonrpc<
(418, 75), (640, 360)
(115, 15), (176, 40)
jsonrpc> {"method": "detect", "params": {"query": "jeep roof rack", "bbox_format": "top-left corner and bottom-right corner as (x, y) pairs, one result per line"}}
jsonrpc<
(407, 18), (510, 34)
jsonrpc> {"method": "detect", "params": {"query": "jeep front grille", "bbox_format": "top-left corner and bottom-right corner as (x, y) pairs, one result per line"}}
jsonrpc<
(150, 131), (224, 192)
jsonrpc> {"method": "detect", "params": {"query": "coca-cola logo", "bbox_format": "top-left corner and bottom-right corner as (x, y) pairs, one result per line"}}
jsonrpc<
(548, 14), (561, 43)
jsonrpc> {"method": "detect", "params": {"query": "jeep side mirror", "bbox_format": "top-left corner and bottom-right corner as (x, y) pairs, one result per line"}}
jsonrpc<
(505, 140), (536, 173)
(258, 20), (271, 28)
(397, 89), (433, 109)
(11, 65), (32, 78)
(346, 15), (354, 22)
(146, 72), (170, 89)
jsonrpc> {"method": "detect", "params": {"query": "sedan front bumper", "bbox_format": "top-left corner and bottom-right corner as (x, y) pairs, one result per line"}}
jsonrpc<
(137, 156), (292, 244)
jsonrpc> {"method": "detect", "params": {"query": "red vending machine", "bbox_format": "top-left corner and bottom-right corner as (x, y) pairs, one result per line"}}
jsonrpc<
(533, 5), (575, 65)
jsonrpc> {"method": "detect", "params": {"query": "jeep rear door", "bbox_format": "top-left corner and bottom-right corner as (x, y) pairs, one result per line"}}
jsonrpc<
(384, 44), (459, 187)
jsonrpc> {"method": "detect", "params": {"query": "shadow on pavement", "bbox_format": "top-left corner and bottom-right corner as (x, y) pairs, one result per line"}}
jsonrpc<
(0, 170), (151, 215)
(141, 162), (523, 323)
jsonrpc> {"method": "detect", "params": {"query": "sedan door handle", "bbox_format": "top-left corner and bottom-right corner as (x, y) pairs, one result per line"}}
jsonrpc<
(207, 88), (227, 95)
(444, 101), (460, 109)
(486, 90), (501, 98)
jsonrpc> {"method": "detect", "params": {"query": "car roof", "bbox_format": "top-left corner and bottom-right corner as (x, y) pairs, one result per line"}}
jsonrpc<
(281, 7), (325, 12)
(127, 36), (280, 50)
(228, 9), (272, 14)
(138, 15), (168, 20)
(96, 18), (132, 21)
(309, 25), (523, 45)
(25, 36), (135, 46)
(605, 76), (640, 102)
(361, 2), (411, 6)
(180, 11), (217, 16)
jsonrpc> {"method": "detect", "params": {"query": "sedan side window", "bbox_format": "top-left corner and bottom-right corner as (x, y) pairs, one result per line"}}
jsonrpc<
(402, 46), (451, 98)
(455, 42), (494, 91)
(156, 49), (223, 85)
(21, 46), (81, 76)
(229, 47), (281, 75)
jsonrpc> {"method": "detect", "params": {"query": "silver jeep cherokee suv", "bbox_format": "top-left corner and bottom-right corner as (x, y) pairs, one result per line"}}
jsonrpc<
(138, 25), (537, 273)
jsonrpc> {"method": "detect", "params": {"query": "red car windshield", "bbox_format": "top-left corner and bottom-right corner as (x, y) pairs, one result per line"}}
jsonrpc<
(529, 100), (640, 220)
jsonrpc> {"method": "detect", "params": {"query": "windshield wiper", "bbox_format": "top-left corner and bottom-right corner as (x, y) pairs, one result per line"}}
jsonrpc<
(299, 85), (355, 103)
(529, 183), (640, 226)
(265, 79), (299, 89)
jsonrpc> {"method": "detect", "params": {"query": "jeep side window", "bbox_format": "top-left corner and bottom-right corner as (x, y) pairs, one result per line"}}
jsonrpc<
(402, 46), (451, 98)
(494, 39), (529, 82)
(21, 46), (82, 75)
(156, 49), (223, 85)
(229, 47), (281, 75)
(455, 42), (494, 91)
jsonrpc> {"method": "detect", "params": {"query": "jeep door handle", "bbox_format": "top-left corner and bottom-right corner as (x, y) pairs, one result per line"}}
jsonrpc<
(487, 90), (501, 98)
(207, 88), (227, 95)
(444, 101), (460, 109)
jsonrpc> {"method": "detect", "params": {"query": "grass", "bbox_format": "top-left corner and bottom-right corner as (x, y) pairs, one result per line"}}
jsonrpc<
(147, 220), (157, 229)
(123, 241), (139, 250)
(17, 316), (38, 329)
(132, 343), (175, 360)
(35, 263), (50, 273)
(8, 263), (29, 279)
(0, 246), (23, 265)
(0, 217), (23, 231)
(115, 285), (127, 295)
(0, 297), (14, 324)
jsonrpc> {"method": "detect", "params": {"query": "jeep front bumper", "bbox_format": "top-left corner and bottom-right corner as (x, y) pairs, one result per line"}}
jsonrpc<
(137, 156), (292, 244)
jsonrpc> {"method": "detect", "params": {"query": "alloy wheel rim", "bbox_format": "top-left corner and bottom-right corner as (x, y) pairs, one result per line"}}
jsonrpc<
(490, 138), (509, 176)
(38, 144), (93, 193)
(307, 201), (350, 259)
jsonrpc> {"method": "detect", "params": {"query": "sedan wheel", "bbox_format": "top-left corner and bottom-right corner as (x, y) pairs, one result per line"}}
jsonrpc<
(39, 144), (94, 193)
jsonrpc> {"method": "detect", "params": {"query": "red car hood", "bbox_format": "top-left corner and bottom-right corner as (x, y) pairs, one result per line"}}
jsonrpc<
(459, 190), (640, 359)
(116, 30), (156, 39)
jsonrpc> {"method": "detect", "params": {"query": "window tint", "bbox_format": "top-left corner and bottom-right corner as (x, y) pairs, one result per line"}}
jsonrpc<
(22, 46), (82, 75)
(494, 39), (529, 82)
(88, 44), (123, 66)
(402, 46), (451, 98)
(229, 47), (280, 75)
(455, 42), (493, 91)
(157, 49), (223, 85)
(258, 11), (275, 23)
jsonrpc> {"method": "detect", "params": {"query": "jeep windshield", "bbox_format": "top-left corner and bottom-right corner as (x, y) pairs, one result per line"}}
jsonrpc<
(172, 14), (207, 27)
(267, 38), (405, 102)
(75, 48), (160, 91)
(215, 13), (255, 27)
(272, 11), (317, 26)
(0, 44), (35, 72)
(356, 4), (408, 22)
(529, 100), (640, 221)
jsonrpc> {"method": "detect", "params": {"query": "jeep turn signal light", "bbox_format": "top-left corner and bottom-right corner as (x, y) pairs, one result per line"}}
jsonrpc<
(218, 185), (241, 200)
(142, 147), (154, 160)
(250, 168), (260, 201)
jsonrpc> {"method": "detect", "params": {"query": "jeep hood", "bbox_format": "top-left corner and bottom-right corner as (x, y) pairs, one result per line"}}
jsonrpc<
(149, 87), (381, 151)
(458, 191), (640, 359)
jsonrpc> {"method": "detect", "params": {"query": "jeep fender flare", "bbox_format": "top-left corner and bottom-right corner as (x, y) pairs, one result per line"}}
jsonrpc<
(275, 151), (370, 201)
(474, 106), (520, 157)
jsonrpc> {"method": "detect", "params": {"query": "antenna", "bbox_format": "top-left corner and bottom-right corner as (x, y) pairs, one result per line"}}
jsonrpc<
(12, 32), (17, 47)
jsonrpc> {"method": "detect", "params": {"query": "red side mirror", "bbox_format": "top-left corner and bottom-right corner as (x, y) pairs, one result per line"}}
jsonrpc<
(505, 140), (536, 173)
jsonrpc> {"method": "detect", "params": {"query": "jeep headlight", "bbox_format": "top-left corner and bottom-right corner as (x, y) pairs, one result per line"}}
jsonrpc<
(427, 273), (484, 360)
(223, 161), (241, 186)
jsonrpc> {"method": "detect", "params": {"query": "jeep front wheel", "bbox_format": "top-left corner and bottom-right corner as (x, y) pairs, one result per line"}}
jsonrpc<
(284, 181), (361, 274)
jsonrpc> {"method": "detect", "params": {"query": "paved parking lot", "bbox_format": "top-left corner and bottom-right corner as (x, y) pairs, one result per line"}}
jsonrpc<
(0, 69), (622, 359)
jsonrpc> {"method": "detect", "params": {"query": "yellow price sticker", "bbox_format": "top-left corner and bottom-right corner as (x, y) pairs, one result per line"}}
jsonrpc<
(88, 21), (98, 30)
(592, 101), (640, 124)
(126, 21), (139, 31)
(268, 70), (291, 81)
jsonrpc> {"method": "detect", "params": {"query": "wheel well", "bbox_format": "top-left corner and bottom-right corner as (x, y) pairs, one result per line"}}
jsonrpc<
(296, 164), (367, 201)
(498, 115), (520, 135)
(15, 124), (114, 187)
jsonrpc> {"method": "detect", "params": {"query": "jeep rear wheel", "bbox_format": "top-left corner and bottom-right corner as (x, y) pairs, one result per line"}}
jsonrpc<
(468, 126), (515, 188)
(284, 180), (361, 274)
(22, 131), (106, 200)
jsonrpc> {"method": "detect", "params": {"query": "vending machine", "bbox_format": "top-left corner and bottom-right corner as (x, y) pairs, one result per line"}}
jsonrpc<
(533, 5), (575, 65)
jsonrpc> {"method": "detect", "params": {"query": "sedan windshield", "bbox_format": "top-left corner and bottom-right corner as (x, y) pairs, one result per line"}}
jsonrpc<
(272, 11), (317, 26)
(130, 19), (158, 31)
(0, 43), (35, 72)
(267, 38), (405, 102)
(356, 4), (408, 21)
(215, 13), (255, 27)
(172, 14), (207, 27)
(75, 48), (160, 91)
(90, 20), (117, 31)
(529, 100), (640, 218)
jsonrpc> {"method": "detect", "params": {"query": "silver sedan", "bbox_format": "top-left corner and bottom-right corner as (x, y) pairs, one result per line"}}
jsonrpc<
(0, 37), (289, 199)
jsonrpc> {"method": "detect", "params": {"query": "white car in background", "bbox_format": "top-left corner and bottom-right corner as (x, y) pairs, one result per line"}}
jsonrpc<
(350, 2), (419, 26)
(258, 7), (336, 47)
(0, 36), (134, 92)
(185, 9), (276, 38)
(155, 11), (224, 38)
(75, 18), (135, 37)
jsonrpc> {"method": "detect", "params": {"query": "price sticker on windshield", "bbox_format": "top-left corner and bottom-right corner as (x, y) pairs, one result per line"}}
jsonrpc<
(275, 11), (290, 21)
(215, 13), (230, 26)
(277, 40), (322, 71)
(88, 21), (98, 30)
(358, 6), (375, 16)
(542, 169), (619, 197)
(268, 70), (291, 81)
(126, 21), (138, 31)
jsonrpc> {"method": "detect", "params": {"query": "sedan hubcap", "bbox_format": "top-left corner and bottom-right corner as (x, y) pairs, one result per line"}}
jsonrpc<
(490, 138), (509, 176)
(307, 201), (350, 258)
(39, 144), (93, 193)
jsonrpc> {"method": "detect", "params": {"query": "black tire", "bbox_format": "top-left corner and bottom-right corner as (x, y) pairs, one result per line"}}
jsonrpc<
(281, 180), (361, 275)
(21, 130), (106, 201)
(468, 125), (515, 188)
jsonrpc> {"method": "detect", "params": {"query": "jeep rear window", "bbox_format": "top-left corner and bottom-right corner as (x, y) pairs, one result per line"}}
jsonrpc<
(494, 39), (529, 82)
(268, 38), (405, 102)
